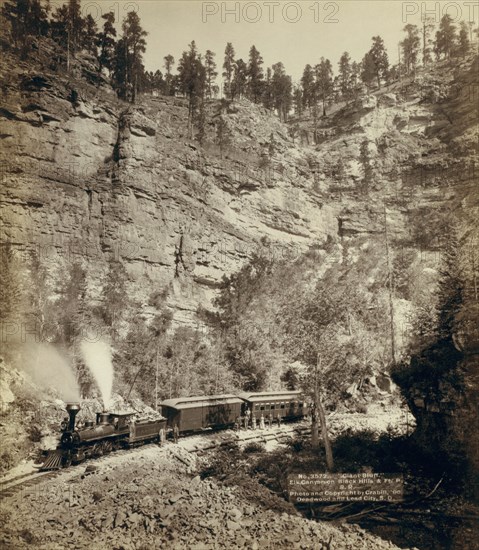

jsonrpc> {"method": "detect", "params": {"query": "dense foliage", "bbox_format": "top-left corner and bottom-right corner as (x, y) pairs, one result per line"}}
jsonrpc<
(202, 240), (394, 404)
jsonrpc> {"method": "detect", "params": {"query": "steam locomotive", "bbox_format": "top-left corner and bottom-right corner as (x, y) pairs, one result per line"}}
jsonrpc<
(41, 403), (167, 469)
(41, 391), (310, 470)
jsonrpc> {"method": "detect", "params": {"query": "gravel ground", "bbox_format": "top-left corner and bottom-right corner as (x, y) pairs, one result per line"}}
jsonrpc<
(0, 439), (415, 550)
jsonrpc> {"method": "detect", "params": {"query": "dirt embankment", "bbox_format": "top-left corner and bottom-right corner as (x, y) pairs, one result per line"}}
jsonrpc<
(0, 441), (412, 550)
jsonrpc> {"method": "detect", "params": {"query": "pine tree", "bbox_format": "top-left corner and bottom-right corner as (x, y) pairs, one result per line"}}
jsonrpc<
(28, 0), (49, 38)
(231, 59), (247, 100)
(300, 64), (315, 111)
(67, 0), (84, 55)
(262, 67), (274, 111)
(434, 14), (457, 59)
(55, 262), (88, 345)
(112, 37), (128, 99)
(153, 70), (164, 94)
(194, 98), (206, 144)
(421, 15), (435, 66)
(163, 54), (175, 95)
(222, 42), (235, 99)
(437, 226), (463, 341)
(51, 4), (69, 49)
(119, 11), (148, 102)
(177, 41), (206, 138)
(96, 259), (129, 335)
(315, 57), (333, 116)
(350, 61), (361, 98)
(458, 21), (470, 57)
(271, 62), (292, 121)
(361, 53), (376, 91)
(293, 86), (303, 116)
(338, 51), (352, 99)
(97, 11), (116, 73)
(247, 45), (264, 103)
(2, 0), (49, 55)
(142, 70), (164, 95)
(51, 0), (84, 69)
(2, 0), (29, 46)
(83, 13), (98, 56)
(204, 49), (218, 100)
(433, 30), (442, 60)
(369, 36), (389, 88)
(401, 24), (421, 74)
(216, 115), (232, 159)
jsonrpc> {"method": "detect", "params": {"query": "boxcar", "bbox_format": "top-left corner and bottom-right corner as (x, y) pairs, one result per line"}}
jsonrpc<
(237, 391), (310, 421)
(160, 395), (243, 433)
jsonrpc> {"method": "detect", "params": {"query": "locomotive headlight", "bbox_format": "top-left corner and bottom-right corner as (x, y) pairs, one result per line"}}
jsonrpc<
(60, 432), (72, 447)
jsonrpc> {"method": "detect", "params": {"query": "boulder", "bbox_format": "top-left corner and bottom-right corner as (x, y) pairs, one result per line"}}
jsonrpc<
(380, 93), (397, 107)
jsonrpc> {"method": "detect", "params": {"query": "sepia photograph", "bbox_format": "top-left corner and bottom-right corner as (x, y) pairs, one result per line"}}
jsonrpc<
(0, 0), (478, 548)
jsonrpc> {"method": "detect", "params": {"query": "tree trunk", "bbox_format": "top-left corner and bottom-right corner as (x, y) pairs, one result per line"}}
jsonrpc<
(67, 28), (70, 71)
(313, 355), (334, 471)
(311, 408), (319, 448)
(383, 205), (396, 365)
(316, 389), (334, 471)
(155, 345), (159, 412)
(187, 99), (192, 139)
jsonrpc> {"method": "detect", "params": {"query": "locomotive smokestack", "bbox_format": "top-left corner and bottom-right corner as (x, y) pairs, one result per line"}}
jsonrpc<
(65, 403), (80, 431)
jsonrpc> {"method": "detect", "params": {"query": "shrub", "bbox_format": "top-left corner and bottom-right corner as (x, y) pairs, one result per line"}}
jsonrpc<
(28, 424), (42, 443)
(243, 441), (265, 454)
(0, 451), (15, 472)
(286, 436), (304, 453)
(199, 441), (242, 480)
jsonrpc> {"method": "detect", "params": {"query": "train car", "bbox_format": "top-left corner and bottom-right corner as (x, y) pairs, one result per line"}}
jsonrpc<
(160, 394), (243, 433)
(237, 390), (310, 421)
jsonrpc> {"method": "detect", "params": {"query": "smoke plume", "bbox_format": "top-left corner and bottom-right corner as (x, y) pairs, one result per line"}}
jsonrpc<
(19, 343), (80, 402)
(80, 340), (113, 411)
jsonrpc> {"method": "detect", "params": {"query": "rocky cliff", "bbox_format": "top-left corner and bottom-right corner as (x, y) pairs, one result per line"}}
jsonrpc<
(1, 37), (478, 483)
(1, 45), (476, 335)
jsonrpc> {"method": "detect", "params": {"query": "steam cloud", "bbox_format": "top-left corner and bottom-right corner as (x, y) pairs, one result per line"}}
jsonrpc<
(80, 340), (113, 411)
(19, 343), (80, 402)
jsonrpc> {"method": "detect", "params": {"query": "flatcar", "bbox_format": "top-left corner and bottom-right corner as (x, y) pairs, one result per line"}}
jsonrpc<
(237, 390), (310, 421)
(160, 394), (243, 433)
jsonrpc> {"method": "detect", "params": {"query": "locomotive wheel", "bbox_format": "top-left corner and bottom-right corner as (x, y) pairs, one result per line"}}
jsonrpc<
(101, 441), (113, 454)
(92, 443), (103, 457)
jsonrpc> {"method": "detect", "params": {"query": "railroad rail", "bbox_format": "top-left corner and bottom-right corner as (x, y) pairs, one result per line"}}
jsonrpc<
(0, 423), (310, 500)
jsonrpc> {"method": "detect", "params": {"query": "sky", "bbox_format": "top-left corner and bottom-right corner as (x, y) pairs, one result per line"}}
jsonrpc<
(78, 1), (477, 83)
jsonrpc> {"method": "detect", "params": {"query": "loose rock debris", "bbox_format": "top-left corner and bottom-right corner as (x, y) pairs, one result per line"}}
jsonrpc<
(0, 444), (414, 550)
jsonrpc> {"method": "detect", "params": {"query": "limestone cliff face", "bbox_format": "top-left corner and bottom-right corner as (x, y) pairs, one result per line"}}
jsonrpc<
(1, 41), (478, 481)
(0, 53), (337, 328)
(0, 48), (477, 336)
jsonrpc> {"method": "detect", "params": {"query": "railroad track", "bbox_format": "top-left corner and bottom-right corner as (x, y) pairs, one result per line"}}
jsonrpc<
(0, 443), (158, 500)
(0, 424), (310, 500)
(190, 424), (311, 452)
(0, 469), (62, 500)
